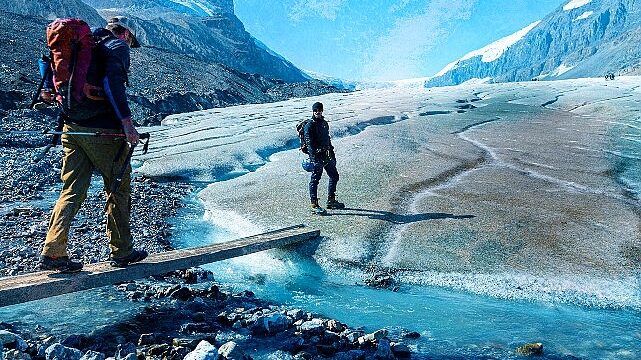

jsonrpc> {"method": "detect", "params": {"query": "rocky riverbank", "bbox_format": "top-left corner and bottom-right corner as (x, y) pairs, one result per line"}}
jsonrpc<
(0, 108), (193, 278)
(0, 268), (417, 360)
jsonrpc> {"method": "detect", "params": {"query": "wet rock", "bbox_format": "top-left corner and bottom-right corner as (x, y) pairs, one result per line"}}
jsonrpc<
(343, 331), (365, 344)
(515, 342), (543, 356)
(374, 338), (393, 359)
(4, 349), (31, 360)
(265, 350), (294, 360)
(61, 335), (89, 350)
(278, 337), (304, 353)
(298, 319), (324, 336)
(334, 350), (365, 360)
(250, 313), (291, 335)
(170, 286), (193, 301)
(114, 342), (136, 360)
(36, 337), (57, 358)
(325, 320), (345, 333)
(45, 343), (82, 360)
(170, 346), (191, 359)
(137, 334), (155, 346)
(320, 331), (340, 345)
(184, 340), (217, 360)
(79, 350), (104, 360)
(234, 290), (255, 298)
(118, 283), (137, 292)
(391, 342), (411, 358)
(358, 329), (388, 346)
(401, 331), (420, 339)
(218, 341), (249, 360)
(145, 344), (170, 357)
(364, 272), (395, 290)
(0, 331), (27, 351)
(315, 344), (336, 357)
(172, 338), (201, 349)
(292, 351), (312, 360)
(286, 309), (304, 321)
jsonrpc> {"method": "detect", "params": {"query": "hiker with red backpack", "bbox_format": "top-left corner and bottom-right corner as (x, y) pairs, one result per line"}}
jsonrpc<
(303, 102), (345, 215)
(39, 16), (148, 273)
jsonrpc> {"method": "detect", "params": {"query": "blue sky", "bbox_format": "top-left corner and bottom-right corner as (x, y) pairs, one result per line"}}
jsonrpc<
(234, 0), (565, 81)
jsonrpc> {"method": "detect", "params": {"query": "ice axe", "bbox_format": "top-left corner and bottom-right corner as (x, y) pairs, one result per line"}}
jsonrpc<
(110, 132), (150, 194)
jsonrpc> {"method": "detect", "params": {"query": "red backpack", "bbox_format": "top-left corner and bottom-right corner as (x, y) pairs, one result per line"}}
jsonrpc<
(46, 18), (106, 112)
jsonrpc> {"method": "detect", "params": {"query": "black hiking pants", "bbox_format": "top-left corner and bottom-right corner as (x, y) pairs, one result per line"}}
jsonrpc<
(309, 158), (339, 201)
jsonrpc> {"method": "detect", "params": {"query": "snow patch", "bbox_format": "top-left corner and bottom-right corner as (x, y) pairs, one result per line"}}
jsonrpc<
(461, 21), (541, 63)
(168, 0), (218, 16)
(434, 20), (541, 76)
(434, 59), (460, 77)
(563, 0), (592, 11)
(574, 11), (594, 21)
(551, 63), (575, 76)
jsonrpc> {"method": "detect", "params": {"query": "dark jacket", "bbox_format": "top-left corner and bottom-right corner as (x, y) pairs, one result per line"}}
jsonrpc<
(67, 28), (132, 129)
(303, 116), (333, 160)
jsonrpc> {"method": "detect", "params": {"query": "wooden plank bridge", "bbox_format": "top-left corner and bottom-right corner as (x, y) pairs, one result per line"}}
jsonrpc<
(0, 224), (319, 308)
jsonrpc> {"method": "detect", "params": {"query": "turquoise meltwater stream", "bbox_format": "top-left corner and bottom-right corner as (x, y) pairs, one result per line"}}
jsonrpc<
(170, 196), (641, 360)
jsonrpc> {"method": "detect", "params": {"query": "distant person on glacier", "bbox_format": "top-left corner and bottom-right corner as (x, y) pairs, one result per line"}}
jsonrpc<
(303, 102), (345, 214)
(39, 16), (147, 273)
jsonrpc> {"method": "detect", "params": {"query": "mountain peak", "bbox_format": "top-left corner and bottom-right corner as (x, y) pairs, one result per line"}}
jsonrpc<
(427, 0), (641, 87)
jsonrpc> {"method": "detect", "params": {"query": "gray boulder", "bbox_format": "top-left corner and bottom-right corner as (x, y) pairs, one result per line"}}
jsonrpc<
(4, 349), (31, 360)
(184, 340), (217, 360)
(45, 344), (82, 360)
(79, 351), (104, 360)
(218, 341), (249, 360)
(390, 343), (411, 358)
(265, 350), (294, 360)
(251, 313), (291, 334)
(358, 329), (388, 345)
(333, 350), (365, 360)
(298, 319), (324, 336)
(374, 338), (394, 360)
(114, 343), (136, 360)
(0, 331), (27, 352)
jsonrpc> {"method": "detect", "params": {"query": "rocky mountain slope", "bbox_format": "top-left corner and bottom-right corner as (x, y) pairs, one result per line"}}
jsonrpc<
(426, 0), (641, 87)
(0, 1), (344, 125)
(83, 0), (309, 83)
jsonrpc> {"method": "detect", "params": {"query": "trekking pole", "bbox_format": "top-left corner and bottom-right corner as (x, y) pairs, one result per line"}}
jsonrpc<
(28, 129), (150, 163)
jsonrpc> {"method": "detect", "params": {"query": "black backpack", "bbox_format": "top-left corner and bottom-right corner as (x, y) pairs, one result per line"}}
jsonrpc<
(296, 119), (310, 154)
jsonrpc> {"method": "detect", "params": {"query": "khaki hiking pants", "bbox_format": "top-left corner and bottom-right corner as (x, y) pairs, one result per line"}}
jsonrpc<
(43, 123), (134, 259)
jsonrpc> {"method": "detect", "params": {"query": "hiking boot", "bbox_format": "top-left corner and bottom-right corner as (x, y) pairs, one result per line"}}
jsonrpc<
(310, 200), (327, 215)
(33, 102), (52, 111)
(39, 255), (84, 273)
(326, 197), (345, 209)
(110, 249), (148, 268)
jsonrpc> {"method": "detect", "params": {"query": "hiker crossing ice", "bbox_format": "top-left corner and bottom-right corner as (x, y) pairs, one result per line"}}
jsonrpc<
(300, 102), (345, 215)
(33, 16), (146, 273)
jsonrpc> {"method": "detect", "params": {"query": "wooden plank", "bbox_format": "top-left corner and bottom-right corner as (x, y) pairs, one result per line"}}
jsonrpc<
(0, 224), (319, 308)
